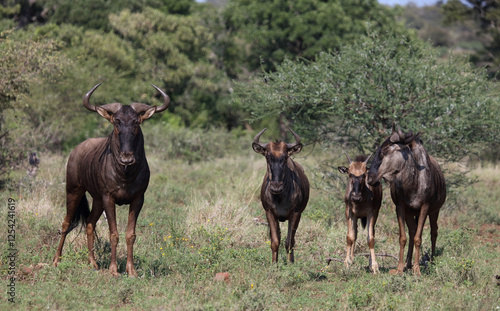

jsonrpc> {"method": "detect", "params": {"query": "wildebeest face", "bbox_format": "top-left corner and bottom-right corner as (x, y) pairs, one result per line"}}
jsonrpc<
(253, 128), (303, 195)
(338, 154), (370, 202)
(367, 125), (418, 186)
(84, 83), (169, 167)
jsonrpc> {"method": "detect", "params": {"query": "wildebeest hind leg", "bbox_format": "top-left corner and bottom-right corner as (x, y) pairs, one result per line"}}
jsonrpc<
(285, 212), (302, 263)
(405, 213), (418, 271)
(86, 199), (104, 270)
(429, 211), (439, 261)
(53, 190), (86, 266)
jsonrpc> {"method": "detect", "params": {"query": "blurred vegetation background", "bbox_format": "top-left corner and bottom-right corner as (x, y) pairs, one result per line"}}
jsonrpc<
(1, 0), (499, 187)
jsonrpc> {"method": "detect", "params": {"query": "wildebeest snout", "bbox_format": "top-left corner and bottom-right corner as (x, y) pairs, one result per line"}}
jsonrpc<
(269, 181), (284, 194)
(119, 152), (135, 165)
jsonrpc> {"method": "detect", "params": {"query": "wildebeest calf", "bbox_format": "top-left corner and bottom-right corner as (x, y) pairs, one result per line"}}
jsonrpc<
(338, 153), (382, 273)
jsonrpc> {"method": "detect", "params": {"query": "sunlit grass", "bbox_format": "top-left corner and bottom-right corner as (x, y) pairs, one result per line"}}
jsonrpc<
(0, 149), (498, 310)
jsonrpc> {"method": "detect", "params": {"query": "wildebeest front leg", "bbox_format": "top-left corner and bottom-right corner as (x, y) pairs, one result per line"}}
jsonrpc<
(103, 196), (119, 276)
(367, 213), (379, 273)
(86, 199), (104, 270)
(345, 213), (357, 267)
(286, 212), (302, 263)
(394, 205), (407, 275)
(412, 206), (429, 276)
(266, 210), (280, 263)
(125, 195), (144, 277)
(53, 191), (85, 266)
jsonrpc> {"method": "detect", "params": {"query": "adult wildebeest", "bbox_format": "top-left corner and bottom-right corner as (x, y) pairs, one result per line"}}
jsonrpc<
(252, 128), (310, 263)
(53, 83), (170, 277)
(338, 153), (382, 273)
(367, 125), (446, 275)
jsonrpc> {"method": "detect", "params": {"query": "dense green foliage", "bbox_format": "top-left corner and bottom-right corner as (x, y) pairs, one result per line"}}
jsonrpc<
(234, 32), (500, 163)
(224, 0), (406, 72)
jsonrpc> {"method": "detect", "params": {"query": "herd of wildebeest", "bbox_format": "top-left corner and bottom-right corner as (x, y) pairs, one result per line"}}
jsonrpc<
(52, 84), (446, 277)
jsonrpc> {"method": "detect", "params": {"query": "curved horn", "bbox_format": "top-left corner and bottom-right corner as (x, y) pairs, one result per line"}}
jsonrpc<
(364, 153), (372, 164)
(253, 128), (267, 144)
(289, 128), (301, 145)
(344, 152), (352, 164)
(151, 84), (170, 112)
(83, 83), (102, 112)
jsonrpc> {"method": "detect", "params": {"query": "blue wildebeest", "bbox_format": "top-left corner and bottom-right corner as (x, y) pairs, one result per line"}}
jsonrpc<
(53, 83), (170, 277)
(338, 153), (383, 273)
(367, 125), (446, 275)
(252, 128), (310, 263)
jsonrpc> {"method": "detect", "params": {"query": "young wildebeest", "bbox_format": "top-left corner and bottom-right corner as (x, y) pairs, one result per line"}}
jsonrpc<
(367, 125), (446, 275)
(338, 153), (382, 273)
(252, 128), (310, 263)
(53, 83), (170, 277)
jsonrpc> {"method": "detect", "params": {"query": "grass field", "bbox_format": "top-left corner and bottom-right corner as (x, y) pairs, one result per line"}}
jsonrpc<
(1, 140), (499, 310)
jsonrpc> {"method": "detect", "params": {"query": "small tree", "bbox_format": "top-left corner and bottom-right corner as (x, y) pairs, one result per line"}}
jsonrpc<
(233, 32), (499, 163)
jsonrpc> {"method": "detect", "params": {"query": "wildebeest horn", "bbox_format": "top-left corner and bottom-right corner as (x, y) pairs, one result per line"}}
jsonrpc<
(344, 152), (352, 164)
(289, 128), (301, 145)
(364, 153), (372, 164)
(83, 83), (102, 112)
(131, 84), (171, 113)
(253, 128), (268, 148)
(151, 84), (170, 112)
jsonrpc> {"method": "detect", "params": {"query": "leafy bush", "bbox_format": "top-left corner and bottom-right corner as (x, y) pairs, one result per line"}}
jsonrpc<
(234, 31), (499, 162)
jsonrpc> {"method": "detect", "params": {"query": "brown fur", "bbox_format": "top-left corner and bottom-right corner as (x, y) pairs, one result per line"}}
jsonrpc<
(253, 129), (310, 263)
(338, 154), (382, 273)
(53, 83), (170, 277)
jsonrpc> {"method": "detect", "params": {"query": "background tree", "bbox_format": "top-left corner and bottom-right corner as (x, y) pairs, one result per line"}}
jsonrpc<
(0, 33), (69, 184)
(233, 32), (499, 164)
(442, 0), (500, 77)
(223, 0), (406, 72)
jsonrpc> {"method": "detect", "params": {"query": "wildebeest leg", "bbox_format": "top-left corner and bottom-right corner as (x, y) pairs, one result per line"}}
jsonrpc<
(367, 213), (379, 273)
(429, 211), (439, 261)
(285, 212), (302, 263)
(125, 195), (144, 277)
(412, 206), (429, 276)
(53, 190), (85, 266)
(86, 199), (104, 270)
(345, 213), (357, 267)
(103, 195), (119, 276)
(405, 213), (418, 271)
(394, 205), (407, 274)
(265, 210), (280, 263)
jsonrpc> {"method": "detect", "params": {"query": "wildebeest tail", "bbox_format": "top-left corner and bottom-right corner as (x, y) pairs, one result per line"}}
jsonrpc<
(361, 216), (367, 229)
(64, 195), (90, 234)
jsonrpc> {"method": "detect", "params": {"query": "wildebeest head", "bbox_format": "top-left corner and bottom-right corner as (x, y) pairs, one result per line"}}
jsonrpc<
(83, 83), (170, 166)
(367, 124), (420, 186)
(338, 153), (372, 202)
(252, 128), (303, 195)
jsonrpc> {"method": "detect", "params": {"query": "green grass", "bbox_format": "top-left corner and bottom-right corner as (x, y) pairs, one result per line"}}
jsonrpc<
(1, 146), (499, 310)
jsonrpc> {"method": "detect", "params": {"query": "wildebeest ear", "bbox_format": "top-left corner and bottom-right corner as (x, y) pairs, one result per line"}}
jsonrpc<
(96, 106), (113, 122)
(139, 107), (156, 123)
(252, 142), (267, 155)
(338, 166), (348, 174)
(288, 143), (302, 156)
